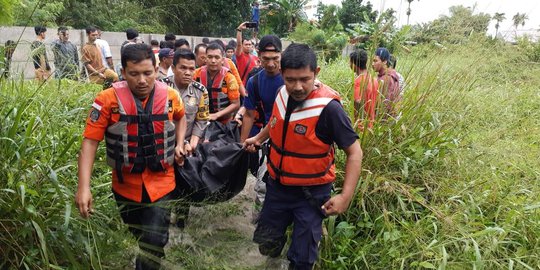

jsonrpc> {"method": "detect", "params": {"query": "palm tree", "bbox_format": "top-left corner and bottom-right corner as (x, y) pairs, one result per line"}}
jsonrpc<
(406, 0), (419, 25)
(270, 0), (309, 32)
(493, 12), (505, 37)
(512, 12), (528, 31)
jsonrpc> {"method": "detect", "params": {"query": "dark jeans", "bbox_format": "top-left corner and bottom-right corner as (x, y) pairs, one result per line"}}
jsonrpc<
(114, 187), (172, 270)
(253, 179), (331, 270)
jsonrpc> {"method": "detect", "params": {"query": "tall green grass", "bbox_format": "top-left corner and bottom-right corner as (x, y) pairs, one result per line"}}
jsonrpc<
(317, 40), (540, 269)
(0, 78), (135, 269)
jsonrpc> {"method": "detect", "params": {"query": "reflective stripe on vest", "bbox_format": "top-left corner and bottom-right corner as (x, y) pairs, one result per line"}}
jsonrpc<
(267, 84), (341, 186)
(199, 66), (230, 113)
(104, 81), (176, 182)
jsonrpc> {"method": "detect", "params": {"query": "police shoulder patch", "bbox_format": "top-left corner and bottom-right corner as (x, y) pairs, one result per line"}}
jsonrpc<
(192, 81), (207, 92)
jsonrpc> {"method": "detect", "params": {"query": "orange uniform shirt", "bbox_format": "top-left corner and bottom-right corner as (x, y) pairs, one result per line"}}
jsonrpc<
(354, 73), (379, 129)
(83, 86), (185, 203)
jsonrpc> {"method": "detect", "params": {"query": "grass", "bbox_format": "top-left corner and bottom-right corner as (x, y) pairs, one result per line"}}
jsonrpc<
(317, 39), (540, 269)
(0, 37), (539, 269)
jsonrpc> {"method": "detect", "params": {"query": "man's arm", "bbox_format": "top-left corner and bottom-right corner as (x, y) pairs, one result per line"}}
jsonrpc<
(243, 124), (270, 153)
(210, 99), (240, 121)
(106, 57), (114, 70)
(75, 138), (99, 219)
(190, 91), (210, 149)
(236, 22), (247, 55)
(240, 109), (255, 142)
(322, 141), (362, 215)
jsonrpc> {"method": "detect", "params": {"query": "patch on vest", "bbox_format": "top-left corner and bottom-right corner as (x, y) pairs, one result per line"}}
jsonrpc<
(188, 96), (197, 106)
(270, 116), (277, 128)
(294, 124), (307, 135)
(89, 108), (100, 122)
(111, 107), (119, 114)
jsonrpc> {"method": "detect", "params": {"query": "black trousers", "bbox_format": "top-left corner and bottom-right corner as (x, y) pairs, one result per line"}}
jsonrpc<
(114, 187), (172, 270)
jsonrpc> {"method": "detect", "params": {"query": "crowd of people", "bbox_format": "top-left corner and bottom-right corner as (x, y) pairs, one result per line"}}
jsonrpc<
(2, 16), (404, 270)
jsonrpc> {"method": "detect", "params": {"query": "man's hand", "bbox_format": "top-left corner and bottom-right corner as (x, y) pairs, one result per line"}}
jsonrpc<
(185, 142), (193, 157)
(75, 186), (93, 218)
(98, 72), (106, 79)
(321, 194), (352, 216)
(174, 144), (185, 166)
(234, 113), (243, 127)
(238, 22), (247, 31)
(208, 113), (219, 121)
(243, 136), (261, 153)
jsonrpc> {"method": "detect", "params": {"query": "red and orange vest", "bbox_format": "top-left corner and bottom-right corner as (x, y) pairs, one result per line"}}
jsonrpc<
(104, 81), (176, 182)
(267, 83), (341, 186)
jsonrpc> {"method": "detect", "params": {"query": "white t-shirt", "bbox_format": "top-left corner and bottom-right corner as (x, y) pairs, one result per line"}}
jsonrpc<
(95, 38), (112, 68)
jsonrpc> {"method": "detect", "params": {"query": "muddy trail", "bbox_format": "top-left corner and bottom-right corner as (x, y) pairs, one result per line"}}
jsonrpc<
(161, 174), (288, 269)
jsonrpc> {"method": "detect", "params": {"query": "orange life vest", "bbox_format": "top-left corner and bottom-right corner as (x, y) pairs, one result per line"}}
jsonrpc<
(104, 81), (176, 183)
(198, 66), (231, 114)
(267, 83), (341, 186)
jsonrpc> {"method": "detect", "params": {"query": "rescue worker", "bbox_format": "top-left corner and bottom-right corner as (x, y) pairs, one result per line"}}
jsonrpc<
(193, 43), (240, 123)
(75, 43), (187, 270)
(244, 43), (363, 270)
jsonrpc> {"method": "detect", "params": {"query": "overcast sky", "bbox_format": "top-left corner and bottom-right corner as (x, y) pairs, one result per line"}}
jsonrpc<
(321, 0), (540, 36)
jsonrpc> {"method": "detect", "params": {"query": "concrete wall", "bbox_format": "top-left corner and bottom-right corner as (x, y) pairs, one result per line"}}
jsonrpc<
(0, 26), (238, 79)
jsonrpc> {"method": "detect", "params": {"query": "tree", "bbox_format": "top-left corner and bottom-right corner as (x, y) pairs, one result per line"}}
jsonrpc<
(268, 0), (308, 33)
(406, 0), (419, 25)
(493, 12), (505, 37)
(337, 0), (377, 30)
(512, 12), (528, 30)
(319, 4), (340, 30)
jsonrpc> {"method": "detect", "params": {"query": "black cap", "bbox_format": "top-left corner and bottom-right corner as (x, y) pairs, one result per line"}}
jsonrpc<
(258, 35), (282, 52)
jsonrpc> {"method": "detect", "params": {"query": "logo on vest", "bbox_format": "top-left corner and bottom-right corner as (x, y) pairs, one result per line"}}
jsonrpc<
(111, 107), (119, 114)
(294, 124), (307, 135)
(270, 116), (277, 128)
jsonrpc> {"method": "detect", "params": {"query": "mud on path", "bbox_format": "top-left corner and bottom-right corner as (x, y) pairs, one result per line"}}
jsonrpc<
(163, 174), (269, 269)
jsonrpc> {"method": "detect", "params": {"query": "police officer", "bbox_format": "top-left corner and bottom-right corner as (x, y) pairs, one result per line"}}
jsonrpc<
(75, 43), (187, 270)
(244, 43), (363, 270)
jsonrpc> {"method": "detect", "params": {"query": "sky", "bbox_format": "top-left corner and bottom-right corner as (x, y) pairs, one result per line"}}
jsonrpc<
(320, 0), (540, 37)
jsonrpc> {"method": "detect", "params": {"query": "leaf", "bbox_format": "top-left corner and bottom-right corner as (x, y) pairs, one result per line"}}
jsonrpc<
(419, 261), (436, 269)
(32, 220), (49, 266)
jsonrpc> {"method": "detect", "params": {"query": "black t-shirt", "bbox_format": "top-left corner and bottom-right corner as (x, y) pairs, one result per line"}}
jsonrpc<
(286, 99), (358, 149)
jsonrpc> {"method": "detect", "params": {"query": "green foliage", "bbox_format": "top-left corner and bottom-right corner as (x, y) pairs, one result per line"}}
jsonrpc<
(410, 5), (491, 44)
(316, 38), (540, 269)
(288, 23), (347, 60)
(0, 79), (135, 268)
(337, 0), (377, 30)
(261, 0), (309, 35)
(517, 36), (540, 62)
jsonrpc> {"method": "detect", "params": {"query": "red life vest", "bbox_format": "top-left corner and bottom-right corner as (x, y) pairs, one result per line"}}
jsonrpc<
(104, 81), (176, 182)
(267, 83), (341, 186)
(198, 66), (231, 114)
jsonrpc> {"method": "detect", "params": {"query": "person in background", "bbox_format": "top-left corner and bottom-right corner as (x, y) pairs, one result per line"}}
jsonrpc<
(225, 46), (235, 59)
(350, 49), (379, 130)
(96, 28), (114, 70)
(52, 26), (79, 80)
(193, 43), (240, 123)
(174, 39), (190, 51)
(244, 43), (362, 270)
(150, 39), (160, 54)
(164, 33), (176, 42)
(31, 25), (51, 81)
(372, 47), (400, 116)
(235, 22), (259, 86)
(2, 40), (16, 78)
(82, 26), (118, 85)
(389, 54), (405, 95)
(75, 43), (187, 270)
(194, 43), (208, 68)
(120, 28), (139, 55)
(202, 37), (210, 44)
(157, 48), (174, 80)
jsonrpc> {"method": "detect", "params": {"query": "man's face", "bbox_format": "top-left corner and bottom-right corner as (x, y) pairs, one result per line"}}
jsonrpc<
(206, 49), (223, 72)
(372, 56), (385, 73)
(161, 57), (173, 68)
(260, 48), (280, 75)
(225, 49), (234, 59)
(121, 59), (158, 99)
(88, 31), (98, 43)
(195, 47), (207, 67)
(282, 66), (319, 102)
(173, 58), (196, 87)
(242, 40), (253, 54)
(58, 31), (69, 42)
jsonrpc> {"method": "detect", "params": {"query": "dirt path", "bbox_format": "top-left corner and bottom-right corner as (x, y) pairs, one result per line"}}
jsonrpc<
(164, 174), (274, 269)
